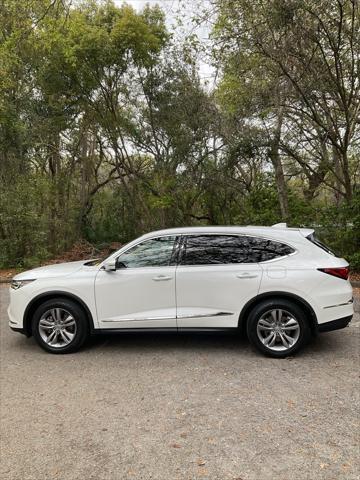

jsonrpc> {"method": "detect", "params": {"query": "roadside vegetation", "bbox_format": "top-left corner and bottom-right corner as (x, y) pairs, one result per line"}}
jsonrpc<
(0, 0), (359, 269)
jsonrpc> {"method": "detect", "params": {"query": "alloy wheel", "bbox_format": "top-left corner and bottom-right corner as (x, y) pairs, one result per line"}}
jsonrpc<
(38, 308), (77, 348)
(256, 308), (300, 352)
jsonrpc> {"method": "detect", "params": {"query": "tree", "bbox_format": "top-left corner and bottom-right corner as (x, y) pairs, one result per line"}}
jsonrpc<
(0, 0), (359, 269)
(212, 0), (360, 202)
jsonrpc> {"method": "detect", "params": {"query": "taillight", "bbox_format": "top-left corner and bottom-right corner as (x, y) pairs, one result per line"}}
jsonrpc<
(318, 267), (349, 280)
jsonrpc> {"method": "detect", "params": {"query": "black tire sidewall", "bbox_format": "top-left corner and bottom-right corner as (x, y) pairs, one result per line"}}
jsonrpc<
(247, 299), (310, 358)
(32, 298), (88, 354)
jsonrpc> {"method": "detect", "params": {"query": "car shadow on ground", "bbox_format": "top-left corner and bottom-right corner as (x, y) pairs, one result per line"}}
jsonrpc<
(78, 328), (350, 359)
(7, 324), (353, 360)
(86, 331), (248, 352)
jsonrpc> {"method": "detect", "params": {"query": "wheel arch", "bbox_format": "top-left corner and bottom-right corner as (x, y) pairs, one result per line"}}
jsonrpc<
(238, 291), (318, 334)
(23, 291), (95, 336)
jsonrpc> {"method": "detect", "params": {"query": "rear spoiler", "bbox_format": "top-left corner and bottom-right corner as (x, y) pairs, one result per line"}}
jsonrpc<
(271, 223), (314, 237)
(271, 223), (287, 228)
(299, 228), (314, 237)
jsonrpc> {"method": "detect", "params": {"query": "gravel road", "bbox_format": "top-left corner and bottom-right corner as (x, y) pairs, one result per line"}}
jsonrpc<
(1, 286), (359, 480)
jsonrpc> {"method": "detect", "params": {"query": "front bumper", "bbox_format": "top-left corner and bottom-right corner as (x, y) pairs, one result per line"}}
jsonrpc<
(10, 326), (28, 336)
(7, 291), (28, 330)
(317, 315), (353, 333)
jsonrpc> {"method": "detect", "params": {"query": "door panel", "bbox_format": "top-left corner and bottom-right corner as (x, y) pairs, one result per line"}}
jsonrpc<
(95, 267), (176, 328)
(176, 264), (262, 328)
(175, 234), (264, 328)
(95, 235), (178, 329)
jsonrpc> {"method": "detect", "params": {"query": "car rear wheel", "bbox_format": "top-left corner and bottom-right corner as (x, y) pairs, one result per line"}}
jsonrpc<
(32, 298), (89, 354)
(246, 299), (311, 358)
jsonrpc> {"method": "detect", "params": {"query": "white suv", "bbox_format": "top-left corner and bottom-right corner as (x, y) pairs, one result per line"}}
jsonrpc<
(8, 225), (353, 357)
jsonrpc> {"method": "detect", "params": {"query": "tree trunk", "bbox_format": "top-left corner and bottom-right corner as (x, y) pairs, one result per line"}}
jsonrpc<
(341, 150), (353, 203)
(48, 133), (60, 254)
(269, 105), (289, 221)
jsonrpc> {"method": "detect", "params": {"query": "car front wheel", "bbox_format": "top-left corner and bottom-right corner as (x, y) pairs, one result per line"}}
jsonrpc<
(32, 298), (89, 354)
(246, 299), (311, 358)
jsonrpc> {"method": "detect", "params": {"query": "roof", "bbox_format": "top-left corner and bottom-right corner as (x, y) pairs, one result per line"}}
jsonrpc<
(140, 225), (314, 241)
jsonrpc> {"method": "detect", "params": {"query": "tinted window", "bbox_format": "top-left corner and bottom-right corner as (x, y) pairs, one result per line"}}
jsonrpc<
(249, 237), (295, 261)
(117, 236), (176, 268)
(181, 235), (294, 265)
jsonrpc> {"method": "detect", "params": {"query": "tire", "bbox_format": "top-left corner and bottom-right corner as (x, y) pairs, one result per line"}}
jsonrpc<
(246, 298), (311, 358)
(32, 298), (89, 354)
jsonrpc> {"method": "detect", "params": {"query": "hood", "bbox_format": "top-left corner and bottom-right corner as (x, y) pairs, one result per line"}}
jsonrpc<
(13, 260), (91, 280)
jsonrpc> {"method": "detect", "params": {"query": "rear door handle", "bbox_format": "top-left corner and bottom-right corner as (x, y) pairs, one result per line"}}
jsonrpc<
(152, 275), (172, 281)
(236, 273), (258, 279)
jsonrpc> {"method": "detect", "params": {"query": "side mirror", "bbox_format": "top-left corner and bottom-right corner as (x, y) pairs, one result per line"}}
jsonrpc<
(102, 258), (116, 272)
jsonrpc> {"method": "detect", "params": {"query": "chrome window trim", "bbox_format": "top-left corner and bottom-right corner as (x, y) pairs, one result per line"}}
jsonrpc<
(258, 249), (298, 264)
(104, 231), (298, 270)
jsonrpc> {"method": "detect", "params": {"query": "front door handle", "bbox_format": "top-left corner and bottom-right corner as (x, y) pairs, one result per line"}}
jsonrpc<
(236, 273), (258, 279)
(152, 275), (172, 281)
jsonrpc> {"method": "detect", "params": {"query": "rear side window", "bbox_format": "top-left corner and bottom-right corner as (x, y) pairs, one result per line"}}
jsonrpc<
(249, 237), (295, 261)
(306, 233), (335, 256)
(180, 235), (295, 265)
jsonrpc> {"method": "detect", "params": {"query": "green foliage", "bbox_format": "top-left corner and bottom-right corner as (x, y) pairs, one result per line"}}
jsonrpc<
(0, 175), (50, 268)
(347, 253), (360, 271)
(312, 191), (360, 264)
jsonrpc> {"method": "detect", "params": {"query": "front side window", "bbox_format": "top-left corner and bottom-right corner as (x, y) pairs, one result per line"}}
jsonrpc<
(117, 236), (177, 268)
(180, 235), (295, 265)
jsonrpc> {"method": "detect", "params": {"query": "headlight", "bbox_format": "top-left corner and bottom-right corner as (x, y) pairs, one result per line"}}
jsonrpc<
(11, 279), (36, 290)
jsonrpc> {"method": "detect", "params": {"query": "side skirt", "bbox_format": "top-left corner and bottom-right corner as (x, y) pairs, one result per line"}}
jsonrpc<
(92, 327), (239, 335)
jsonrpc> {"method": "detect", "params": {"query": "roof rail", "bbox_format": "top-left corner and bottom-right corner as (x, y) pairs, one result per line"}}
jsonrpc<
(271, 223), (287, 228)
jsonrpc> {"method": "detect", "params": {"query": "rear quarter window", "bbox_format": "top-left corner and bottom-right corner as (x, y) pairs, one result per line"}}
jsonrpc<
(249, 237), (295, 262)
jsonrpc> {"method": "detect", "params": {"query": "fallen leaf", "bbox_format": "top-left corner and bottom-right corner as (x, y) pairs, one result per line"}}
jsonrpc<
(197, 467), (208, 476)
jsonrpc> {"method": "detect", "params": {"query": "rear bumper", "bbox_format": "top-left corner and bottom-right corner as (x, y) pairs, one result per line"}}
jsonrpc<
(317, 315), (353, 333)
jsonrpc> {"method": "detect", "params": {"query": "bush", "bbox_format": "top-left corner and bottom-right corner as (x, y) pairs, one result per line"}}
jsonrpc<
(348, 252), (360, 271)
